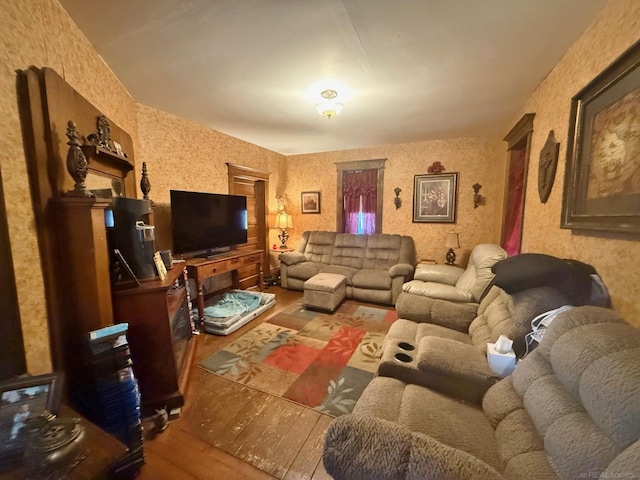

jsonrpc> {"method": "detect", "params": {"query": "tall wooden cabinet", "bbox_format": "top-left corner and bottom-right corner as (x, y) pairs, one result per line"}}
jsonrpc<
(19, 67), (193, 420)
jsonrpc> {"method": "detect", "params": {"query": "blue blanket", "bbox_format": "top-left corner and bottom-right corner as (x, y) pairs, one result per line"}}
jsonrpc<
(203, 291), (261, 318)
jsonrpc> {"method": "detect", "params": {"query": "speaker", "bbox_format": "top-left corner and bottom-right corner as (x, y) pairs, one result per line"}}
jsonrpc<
(159, 250), (173, 270)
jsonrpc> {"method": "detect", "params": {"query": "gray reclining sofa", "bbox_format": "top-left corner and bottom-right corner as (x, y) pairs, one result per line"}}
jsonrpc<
(279, 231), (416, 305)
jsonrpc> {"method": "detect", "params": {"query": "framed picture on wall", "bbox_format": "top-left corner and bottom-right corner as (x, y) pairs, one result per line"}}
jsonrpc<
(0, 373), (63, 467)
(301, 191), (321, 214)
(561, 39), (640, 233)
(412, 173), (458, 223)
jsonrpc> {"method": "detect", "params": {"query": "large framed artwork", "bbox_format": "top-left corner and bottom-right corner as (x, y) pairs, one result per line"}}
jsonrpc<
(412, 172), (458, 223)
(561, 39), (640, 233)
(0, 373), (63, 467)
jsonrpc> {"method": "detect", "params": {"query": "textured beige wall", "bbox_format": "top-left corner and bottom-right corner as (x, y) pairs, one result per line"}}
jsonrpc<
(286, 137), (505, 265)
(0, 0), (284, 374)
(0, 0), (137, 374)
(509, 0), (640, 325)
(135, 104), (285, 255)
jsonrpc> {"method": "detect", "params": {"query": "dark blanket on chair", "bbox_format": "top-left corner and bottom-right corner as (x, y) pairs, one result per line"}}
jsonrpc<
(490, 253), (603, 306)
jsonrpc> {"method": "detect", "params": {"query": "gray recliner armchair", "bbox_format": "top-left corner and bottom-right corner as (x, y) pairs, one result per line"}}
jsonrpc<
(399, 243), (507, 307)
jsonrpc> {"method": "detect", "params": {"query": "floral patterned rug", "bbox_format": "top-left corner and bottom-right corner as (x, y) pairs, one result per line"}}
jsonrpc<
(198, 300), (397, 416)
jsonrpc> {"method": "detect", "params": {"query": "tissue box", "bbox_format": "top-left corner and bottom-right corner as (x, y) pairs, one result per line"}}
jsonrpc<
(487, 342), (516, 377)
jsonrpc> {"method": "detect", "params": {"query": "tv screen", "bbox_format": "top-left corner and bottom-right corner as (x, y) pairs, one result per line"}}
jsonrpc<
(170, 190), (248, 256)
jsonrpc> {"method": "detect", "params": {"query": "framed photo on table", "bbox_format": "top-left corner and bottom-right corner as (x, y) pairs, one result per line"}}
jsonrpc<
(0, 373), (63, 467)
(561, 39), (640, 233)
(412, 173), (458, 223)
(301, 191), (321, 214)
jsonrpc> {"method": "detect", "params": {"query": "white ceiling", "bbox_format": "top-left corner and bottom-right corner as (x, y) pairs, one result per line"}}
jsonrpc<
(58, 0), (607, 155)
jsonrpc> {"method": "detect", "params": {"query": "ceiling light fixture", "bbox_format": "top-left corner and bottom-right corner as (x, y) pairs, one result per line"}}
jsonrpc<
(316, 89), (343, 119)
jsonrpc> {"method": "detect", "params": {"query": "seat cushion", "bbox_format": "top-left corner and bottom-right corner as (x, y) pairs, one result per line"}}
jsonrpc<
(352, 268), (392, 290)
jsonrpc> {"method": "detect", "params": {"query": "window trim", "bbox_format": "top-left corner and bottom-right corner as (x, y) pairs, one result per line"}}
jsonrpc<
(335, 158), (386, 233)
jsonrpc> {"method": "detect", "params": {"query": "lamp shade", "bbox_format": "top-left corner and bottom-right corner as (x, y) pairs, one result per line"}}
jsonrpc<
(274, 213), (293, 229)
(445, 232), (460, 249)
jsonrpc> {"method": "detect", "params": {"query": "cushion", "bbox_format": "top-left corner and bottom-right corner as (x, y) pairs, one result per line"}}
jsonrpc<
(414, 264), (464, 285)
(304, 273), (346, 292)
(352, 268), (392, 290)
(402, 280), (475, 303)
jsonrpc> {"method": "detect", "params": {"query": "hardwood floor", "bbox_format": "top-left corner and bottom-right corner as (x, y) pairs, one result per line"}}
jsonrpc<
(137, 287), (334, 480)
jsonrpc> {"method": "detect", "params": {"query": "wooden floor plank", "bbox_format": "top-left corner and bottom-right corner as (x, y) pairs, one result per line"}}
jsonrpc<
(227, 397), (312, 477)
(136, 288), (357, 480)
(262, 406), (323, 479)
(283, 414), (333, 480)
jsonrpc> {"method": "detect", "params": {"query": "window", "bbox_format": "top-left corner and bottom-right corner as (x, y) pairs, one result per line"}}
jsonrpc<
(335, 159), (386, 234)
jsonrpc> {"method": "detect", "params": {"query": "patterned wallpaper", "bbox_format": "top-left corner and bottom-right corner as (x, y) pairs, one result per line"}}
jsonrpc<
(1, 0), (638, 376)
(506, 0), (640, 325)
(286, 137), (505, 266)
(135, 104), (285, 255)
(0, 0), (137, 374)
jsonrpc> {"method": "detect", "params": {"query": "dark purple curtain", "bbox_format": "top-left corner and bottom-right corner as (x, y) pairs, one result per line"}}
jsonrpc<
(502, 150), (526, 256)
(343, 169), (377, 233)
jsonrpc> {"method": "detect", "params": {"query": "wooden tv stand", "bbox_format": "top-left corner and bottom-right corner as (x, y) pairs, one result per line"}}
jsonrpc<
(185, 249), (264, 326)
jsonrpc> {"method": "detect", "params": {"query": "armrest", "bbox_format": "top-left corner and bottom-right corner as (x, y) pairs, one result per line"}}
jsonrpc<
(416, 337), (497, 403)
(323, 414), (504, 480)
(278, 251), (306, 266)
(395, 293), (478, 332)
(414, 264), (465, 285)
(389, 263), (415, 278)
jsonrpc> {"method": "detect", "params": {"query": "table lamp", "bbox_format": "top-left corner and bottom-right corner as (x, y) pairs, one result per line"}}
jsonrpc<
(274, 212), (293, 249)
(445, 231), (460, 265)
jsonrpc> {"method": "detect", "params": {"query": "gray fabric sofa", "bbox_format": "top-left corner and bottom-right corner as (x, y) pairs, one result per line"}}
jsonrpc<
(323, 305), (640, 479)
(279, 231), (416, 305)
(381, 285), (570, 403)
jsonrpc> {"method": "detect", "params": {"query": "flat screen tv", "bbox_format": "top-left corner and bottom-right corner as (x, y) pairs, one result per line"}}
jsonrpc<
(170, 190), (248, 256)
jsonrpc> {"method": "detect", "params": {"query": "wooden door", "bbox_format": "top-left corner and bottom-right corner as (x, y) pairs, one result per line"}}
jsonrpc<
(227, 164), (269, 289)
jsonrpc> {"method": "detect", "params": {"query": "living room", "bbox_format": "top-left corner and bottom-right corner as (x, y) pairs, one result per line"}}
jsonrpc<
(1, 0), (639, 478)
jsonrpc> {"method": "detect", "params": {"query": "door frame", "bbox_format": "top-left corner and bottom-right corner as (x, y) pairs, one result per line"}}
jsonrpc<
(501, 113), (535, 255)
(227, 163), (269, 287)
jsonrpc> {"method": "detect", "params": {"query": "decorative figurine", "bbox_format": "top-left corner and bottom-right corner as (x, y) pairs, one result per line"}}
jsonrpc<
(140, 162), (151, 201)
(427, 161), (445, 174)
(64, 120), (94, 198)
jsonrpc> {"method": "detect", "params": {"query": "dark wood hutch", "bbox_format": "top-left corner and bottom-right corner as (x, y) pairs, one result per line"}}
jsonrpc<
(18, 67), (194, 417)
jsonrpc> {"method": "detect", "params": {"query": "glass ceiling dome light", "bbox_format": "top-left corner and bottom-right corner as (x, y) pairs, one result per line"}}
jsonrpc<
(316, 89), (343, 119)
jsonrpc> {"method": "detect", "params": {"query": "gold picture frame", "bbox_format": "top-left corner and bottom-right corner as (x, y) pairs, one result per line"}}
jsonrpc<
(561, 39), (640, 233)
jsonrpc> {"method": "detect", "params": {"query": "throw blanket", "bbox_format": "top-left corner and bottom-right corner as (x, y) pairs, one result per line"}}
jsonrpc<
(203, 291), (261, 318)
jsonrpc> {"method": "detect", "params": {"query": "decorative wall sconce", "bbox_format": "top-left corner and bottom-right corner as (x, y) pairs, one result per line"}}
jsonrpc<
(394, 187), (402, 209)
(445, 231), (460, 265)
(473, 183), (483, 208)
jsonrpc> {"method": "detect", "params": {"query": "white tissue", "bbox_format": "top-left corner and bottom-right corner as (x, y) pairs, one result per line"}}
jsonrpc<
(494, 335), (513, 354)
(487, 342), (516, 377)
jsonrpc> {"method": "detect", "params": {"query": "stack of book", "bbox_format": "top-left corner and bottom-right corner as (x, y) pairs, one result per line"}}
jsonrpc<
(86, 324), (144, 478)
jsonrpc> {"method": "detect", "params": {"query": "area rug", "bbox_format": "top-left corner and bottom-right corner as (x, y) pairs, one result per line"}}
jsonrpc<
(198, 300), (398, 416)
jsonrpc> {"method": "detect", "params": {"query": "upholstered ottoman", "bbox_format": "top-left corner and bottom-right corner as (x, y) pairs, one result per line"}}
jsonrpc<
(304, 273), (346, 312)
